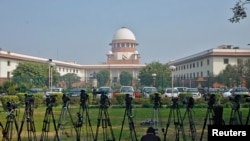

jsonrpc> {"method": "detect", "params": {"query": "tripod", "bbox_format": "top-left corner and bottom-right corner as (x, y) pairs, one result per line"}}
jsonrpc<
(18, 95), (37, 141)
(150, 93), (161, 134)
(182, 97), (196, 141)
(57, 94), (80, 141)
(94, 94), (115, 141)
(0, 101), (19, 141)
(40, 96), (60, 141)
(163, 97), (186, 141)
(118, 94), (138, 141)
(77, 90), (94, 141)
(200, 95), (217, 141)
(229, 96), (243, 125)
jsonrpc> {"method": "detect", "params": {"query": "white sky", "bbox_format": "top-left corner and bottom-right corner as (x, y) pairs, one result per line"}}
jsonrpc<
(0, 0), (249, 64)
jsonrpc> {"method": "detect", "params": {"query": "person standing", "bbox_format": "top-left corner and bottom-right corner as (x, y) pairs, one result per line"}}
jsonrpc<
(140, 127), (161, 141)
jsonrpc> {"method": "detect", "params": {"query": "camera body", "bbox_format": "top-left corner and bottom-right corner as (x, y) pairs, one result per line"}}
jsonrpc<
(182, 97), (194, 108)
(6, 101), (17, 111)
(125, 94), (133, 104)
(62, 94), (70, 106)
(25, 94), (35, 105)
(46, 95), (56, 106)
(100, 93), (110, 108)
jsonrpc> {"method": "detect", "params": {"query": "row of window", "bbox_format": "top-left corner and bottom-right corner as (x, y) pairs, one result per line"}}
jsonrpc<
(174, 70), (211, 80)
(175, 59), (209, 71)
(112, 43), (137, 48)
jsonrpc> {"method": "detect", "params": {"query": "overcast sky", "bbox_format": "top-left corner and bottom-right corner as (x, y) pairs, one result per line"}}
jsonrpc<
(0, 0), (249, 65)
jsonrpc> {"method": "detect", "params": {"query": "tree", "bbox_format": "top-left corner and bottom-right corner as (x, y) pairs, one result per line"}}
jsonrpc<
(61, 73), (81, 89)
(229, 0), (250, 23)
(96, 70), (110, 87)
(138, 61), (172, 92)
(11, 61), (60, 91)
(119, 71), (133, 86)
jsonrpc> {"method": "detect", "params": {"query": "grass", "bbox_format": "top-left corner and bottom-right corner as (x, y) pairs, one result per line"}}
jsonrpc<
(0, 104), (249, 141)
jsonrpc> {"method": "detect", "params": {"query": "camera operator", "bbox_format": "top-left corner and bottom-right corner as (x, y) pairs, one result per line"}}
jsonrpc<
(140, 126), (161, 141)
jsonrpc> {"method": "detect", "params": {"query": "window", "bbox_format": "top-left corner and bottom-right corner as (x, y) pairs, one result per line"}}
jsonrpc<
(224, 58), (229, 64)
(193, 63), (195, 68)
(200, 61), (203, 67)
(201, 71), (203, 77)
(197, 62), (199, 67)
(207, 59), (210, 65)
(7, 61), (10, 66)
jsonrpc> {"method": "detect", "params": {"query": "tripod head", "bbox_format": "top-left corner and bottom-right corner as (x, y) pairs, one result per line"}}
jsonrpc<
(62, 93), (70, 107)
(151, 93), (161, 109)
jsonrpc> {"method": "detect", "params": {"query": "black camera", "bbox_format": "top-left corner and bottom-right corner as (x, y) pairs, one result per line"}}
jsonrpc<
(80, 90), (88, 102)
(183, 97), (194, 108)
(246, 97), (250, 102)
(100, 93), (110, 108)
(6, 101), (17, 111)
(229, 95), (241, 103)
(208, 94), (216, 107)
(62, 94), (70, 106)
(46, 95), (56, 106)
(151, 93), (161, 108)
(25, 94), (35, 105)
(125, 94), (133, 104)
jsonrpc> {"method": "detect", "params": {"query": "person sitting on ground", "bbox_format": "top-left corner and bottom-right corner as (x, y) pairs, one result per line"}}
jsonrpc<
(140, 126), (161, 141)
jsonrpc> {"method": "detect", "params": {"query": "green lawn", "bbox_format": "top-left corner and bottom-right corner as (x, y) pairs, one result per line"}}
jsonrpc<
(0, 104), (249, 141)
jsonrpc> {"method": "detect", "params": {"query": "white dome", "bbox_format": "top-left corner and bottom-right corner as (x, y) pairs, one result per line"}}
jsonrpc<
(113, 27), (136, 40)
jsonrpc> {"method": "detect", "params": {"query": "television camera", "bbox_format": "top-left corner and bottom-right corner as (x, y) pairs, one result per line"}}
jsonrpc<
(182, 96), (194, 109)
(151, 93), (161, 108)
(45, 95), (57, 107)
(62, 93), (70, 107)
(6, 101), (17, 111)
(24, 94), (35, 105)
(207, 94), (216, 108)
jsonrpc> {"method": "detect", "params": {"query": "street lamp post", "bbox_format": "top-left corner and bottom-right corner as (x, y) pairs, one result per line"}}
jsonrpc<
(48, 59), (56, 91)
(152, 73), (157, 87)
(169, 65), (176, 97)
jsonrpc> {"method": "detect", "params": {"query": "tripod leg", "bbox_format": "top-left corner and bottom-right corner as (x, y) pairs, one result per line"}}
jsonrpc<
(200, 108), (213, 141)
(94, 108), (103, 141)
(118, 109), (127, 141)
(176, 108), (186, 141)
(163, 108), (172, 141)
(103, 108), (115, 141)
(246, 108), (250, 125)
(84, 108), (95, 141)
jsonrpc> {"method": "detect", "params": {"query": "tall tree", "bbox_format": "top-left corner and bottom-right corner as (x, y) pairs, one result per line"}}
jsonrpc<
(11, 62), (60, 90)
(96, 70), (110, 87)
(119, 71), (133, 86)
(61, 73), (81, 89)
(138, 61), (171, 92)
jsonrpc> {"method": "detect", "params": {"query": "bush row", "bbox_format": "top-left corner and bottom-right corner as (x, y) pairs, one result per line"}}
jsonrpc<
(0, 93), (249, 111)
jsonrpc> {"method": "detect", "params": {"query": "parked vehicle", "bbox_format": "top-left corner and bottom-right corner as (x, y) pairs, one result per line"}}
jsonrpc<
(186, 88), (201, 98)
(142, 86), (157, 98)
(120, 86), (135, 98)
(222, 88), (233, 97)
(162, 88), (179, 98)
(96, 86), (113, 98)
(174, 87), (188, 92)
(69, 88), (87, 97)
(231, 87), (249, 96)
